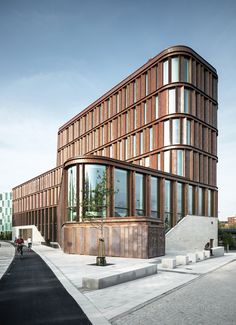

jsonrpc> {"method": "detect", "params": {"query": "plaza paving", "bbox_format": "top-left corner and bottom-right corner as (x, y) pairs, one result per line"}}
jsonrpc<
(1, 241), (235, 325)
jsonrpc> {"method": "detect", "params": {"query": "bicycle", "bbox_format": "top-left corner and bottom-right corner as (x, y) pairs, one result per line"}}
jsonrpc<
(16, 243), (24, 257)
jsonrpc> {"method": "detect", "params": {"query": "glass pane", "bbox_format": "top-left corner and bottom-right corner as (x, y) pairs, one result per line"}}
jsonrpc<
(67, 166), (77, 221)
(144, 102), (147, 124)
(188, 185), (193, 215)
(135, 173), (144, 216)
(150, 127), (153, 151)
(208, 189), (211, 216)
(164, 120), (170, 146)
(172, 119), (180, 144)
(163, 60), (169, 85)
(155, 95), (159, 119)
(115, 169), (128, 217)
(164, 151), (170, 172)
(198, 187), (203, 215)
(177, 182), (183, 222)
(145, 72), (148, 95)
(184, 89), (189, 113)
(171, 57), (179, 82)
(84, 165), (106, 217)
(164, 180), (172, 231)
(140, 132), (143, 154)
(176, 150), (183, 176)
(184, 58), (190, 82)
(134, 81), (136, 103)
(151, 177), (159, 218)
(169, 89), (176, 113)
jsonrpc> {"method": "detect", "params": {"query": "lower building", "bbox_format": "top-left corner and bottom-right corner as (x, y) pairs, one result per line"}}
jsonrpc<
(0, 192), (12, 238)
(12, 45), (218, 258)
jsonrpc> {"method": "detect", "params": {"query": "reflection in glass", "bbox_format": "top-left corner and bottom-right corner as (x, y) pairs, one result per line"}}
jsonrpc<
(177, 182), (183, 222)
(188, 185), (193, 215)
(198, 187), (203, 215)
(150, 127), (153, 151)
(67, 166), (77, 221)
(144, 102), (147, 124)
(145, 72), (148, 95)
(171, 57), (179, 82)
(140, 132), (143, 154)
(183, 119), (191, 145)
(164, 151), (170, 173)
(84, 165), (106, 217)
(163, 60), (169, 85)
(151, 177), (159, 218)
(172, 119), (180, 144)
(135, 173), (144, 216)
(155, 95), (159, 119)
(208, 189), (212, 216)
(184, 88), (189, 113)
(169, 89), (176, 113)
(133, 134), (136, 156)
(134, 81), (136, 103)
(164, 120), (170, 146)
(164, 180), (172, 231)
(176, 150), (183, 176)
(114, 169), (128, 217)
(183, 58), (190, 82)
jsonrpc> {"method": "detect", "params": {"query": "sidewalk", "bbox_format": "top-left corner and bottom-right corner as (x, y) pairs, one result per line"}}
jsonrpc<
(0, 241), (15, 279)
(1, 241), (236, 324)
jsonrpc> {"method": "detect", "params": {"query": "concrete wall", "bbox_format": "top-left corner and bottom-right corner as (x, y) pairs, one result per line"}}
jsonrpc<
(12, 225), (45, 244)
(166, 215), (218, 254)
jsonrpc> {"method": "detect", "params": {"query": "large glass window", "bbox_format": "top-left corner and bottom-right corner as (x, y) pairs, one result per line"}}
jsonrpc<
(114, 169), (128, 217)
(172, 119), (180, 144)
(176, 182), (183, 222)
(163, 60), (169, 85)
(133, 134), (136, 156)
(133, 107), (136, 129)
(84, 165), (107, 217)
(183, 119), (191, 145)
(133, 81), (136, 103)
(135, 173), (144, 216)
(183, 57), (190, 82)
(140, 132), (143, 154)
(151, 177), (159, 218)
(145, 72), (148, 95)
(208, 189), (212, 216)
(169, 89), (176, 113)
(188, 185), (193, 215)
(164, 180), (172, 231)
(144, 102), (147, 124)
(171, 57), (179, 82)
(67, 166), (77, 221)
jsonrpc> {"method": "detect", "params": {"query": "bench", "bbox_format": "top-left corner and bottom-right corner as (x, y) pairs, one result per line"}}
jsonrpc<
(161, 258), (176, 269)
(212, 246), (224, 257)
(176, 255), (189, 265)
(82, 264), (157, 290)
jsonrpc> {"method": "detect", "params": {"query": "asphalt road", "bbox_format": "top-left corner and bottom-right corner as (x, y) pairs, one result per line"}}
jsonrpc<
(0, 248), (92, 325)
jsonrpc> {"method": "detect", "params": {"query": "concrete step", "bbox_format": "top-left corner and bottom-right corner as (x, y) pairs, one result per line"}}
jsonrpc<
(82, 264), (157, 290)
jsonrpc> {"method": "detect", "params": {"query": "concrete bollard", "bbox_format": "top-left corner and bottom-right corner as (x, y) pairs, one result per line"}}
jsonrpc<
(176, 255), (189, 265)
(161, 258), (176, 269)
(187, 253), (198, 263)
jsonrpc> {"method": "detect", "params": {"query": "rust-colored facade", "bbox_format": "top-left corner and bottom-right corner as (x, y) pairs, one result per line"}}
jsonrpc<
(13, 45), (218, 258)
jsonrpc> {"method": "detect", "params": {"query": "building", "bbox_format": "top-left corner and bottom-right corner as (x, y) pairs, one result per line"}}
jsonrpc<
(0, 192), (12, 237)
(12, 45), (218, 258)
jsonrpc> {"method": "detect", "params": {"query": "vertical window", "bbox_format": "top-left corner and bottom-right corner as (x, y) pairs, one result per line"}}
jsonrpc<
(67, 166), (77, 221)
(188, 185), (193, 215)
(156, 65), (158, 89)
(149, 127), (153, 151)
(184, 88), (190, 113)
(208, 189), (212, 216)
(176, 182), (183, 222)
(183, 57), (190, 82)
(114, 169), (128, 217)
(109, 145), (113, 157)
(169, 89), (176, 113)
(172, 119), (180, 144)
(157, 153), (161, 170)
(183, 119), (191, 145)
(171, 57), (179, 82)
(101, 103), (103, 121)
(145, 72), (148, 95)
(135, 173), (144, 216)
(198, 187), (203, 215)
(164, 151), (170, 173)
(155, 95), (159, 119)
(176, 150), (184, 176)
(133, 80), (136, 103)
(144, 157), (150, 167)
(151, 177), (159, 218)
(164, 180), (172, 231)
(84, 165), (107, 217)
(102, 126), (104, 145)
(164, 120), (170, 146)
(119, 140), (123, 159)
(144, 102), (147, 124)
(125, 86), (128, 108)
(140, 132), (143, 154)
(125, 138), (128, 159)
(126, 113), (128, 132)
(117, 93), (120, 112)
(133, 107), (136, 129)
(133, 134), (136, 156)
(163, 60), (169, 85)
(107, 99), (110, 118)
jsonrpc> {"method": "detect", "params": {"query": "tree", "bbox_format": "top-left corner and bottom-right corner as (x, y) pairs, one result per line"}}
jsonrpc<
(80, 170), (114, 266)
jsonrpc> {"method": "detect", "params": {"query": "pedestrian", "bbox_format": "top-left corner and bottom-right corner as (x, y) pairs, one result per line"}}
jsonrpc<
(27, 237), (32, 250)
(16, 236), (24, 255)
(204, 242), (213, 256)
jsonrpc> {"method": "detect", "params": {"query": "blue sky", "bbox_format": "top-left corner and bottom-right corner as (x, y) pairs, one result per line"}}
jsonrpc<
(0, 0), (235, 220)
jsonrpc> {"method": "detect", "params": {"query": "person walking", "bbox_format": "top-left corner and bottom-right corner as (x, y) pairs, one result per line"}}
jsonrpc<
(27, 237), (32, 251)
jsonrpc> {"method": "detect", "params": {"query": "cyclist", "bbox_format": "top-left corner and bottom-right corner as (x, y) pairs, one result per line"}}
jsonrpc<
(27, 237), (32, 251)
(15, 236), (24, 256)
